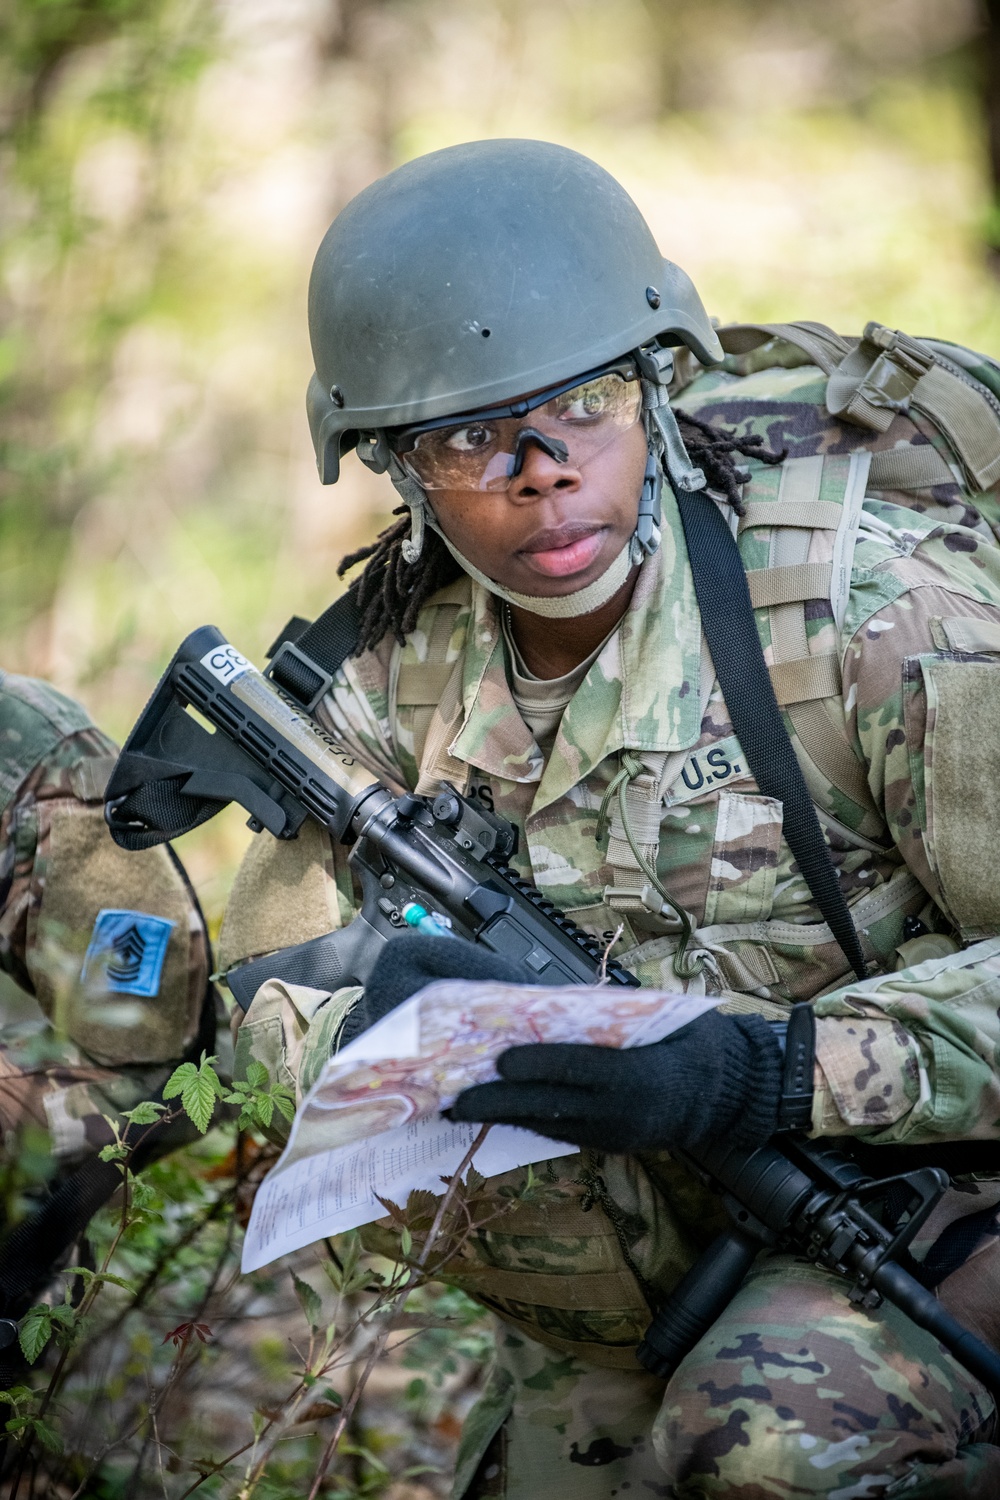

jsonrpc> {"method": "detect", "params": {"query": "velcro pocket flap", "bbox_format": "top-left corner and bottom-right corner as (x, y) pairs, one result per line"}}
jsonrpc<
(917, 657), (1000, 940)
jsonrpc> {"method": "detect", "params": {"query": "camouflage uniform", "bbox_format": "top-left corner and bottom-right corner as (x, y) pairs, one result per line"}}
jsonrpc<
(221, 342), (1000, 1496)
(0, 672), (212, 1168)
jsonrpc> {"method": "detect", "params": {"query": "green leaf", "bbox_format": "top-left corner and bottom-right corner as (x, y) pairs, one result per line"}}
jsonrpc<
(273, 1087), (296, 1122)
(65, 1267), (136, 1294)
(245, 1060), (269, 1089)
(18, 1306), (53, 1363)
(32, 1417), (63, 1454)
(253, 1094), (275, 1129)
(164, 1054), (223, 1133)
(122, 1100), (165, 1125)
(166, 1053), (223, 1133)
(98, 1143), (128, 1163)
(162, 1060), (197, 1101)
(292, 1272), (322, 1331)
(400, 1227), (413, 1258)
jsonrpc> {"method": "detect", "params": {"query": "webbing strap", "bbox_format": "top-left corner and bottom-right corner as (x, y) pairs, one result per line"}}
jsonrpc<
(747, 563), (832, 610)
(868, 444), (954, 491)
(266, 591), (362, 708)
(769, 654), (841, 705)
(396, 662), (454, 706)
(675, 490), (867, 981)
(789, 699), (873, 809)
(739, 500), (842, 532)
(913, 365), (1000, 492)
(718, 321), (851, 375)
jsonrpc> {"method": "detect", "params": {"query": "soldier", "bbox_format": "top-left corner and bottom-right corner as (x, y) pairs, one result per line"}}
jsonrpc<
(220, 140), (1000, 1495)
(0, 672), (216, 1314)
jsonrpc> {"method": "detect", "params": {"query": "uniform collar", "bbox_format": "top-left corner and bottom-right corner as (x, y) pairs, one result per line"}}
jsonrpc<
(449, 490), (703, 812)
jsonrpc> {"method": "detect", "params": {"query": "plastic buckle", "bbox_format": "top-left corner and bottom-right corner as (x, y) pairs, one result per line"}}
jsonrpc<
(264, 640), (335, 714)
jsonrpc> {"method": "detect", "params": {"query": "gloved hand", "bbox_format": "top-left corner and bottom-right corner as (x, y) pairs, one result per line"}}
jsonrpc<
(448, 1008), (783, 1154)
(339, 934), (525, 1047)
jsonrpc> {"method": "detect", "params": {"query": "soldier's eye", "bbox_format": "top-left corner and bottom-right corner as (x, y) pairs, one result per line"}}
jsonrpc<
(443, 423), (495, 453)
(555, 379), (612, 422)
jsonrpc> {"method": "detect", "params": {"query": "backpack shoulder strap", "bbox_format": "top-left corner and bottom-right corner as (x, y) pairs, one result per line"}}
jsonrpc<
(736, 451), (881, 832)
(717, 320), (998, 496)
(718, 320), (851, 375)
(676, 487), (869, 981)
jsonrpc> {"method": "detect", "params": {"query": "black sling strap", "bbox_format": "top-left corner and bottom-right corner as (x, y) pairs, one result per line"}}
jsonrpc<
(265, 592), (362, 712)
(675, 489), (868, 981)
(268, 502), (867, 981)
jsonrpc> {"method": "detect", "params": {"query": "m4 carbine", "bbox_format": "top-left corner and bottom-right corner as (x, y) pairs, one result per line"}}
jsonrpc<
(104, 624), (639, 1009)
(637, 1133), (1000, 1394)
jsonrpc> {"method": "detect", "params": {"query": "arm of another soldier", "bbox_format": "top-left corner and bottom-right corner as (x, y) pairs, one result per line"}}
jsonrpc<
(810, 520), (1000, 1143)
(0, 672), (213, 1162)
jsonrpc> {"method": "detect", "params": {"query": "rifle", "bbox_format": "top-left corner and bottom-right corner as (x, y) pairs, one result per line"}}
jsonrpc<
(637, 1133), (1000, 1393)
(104, 625), (638, 1008)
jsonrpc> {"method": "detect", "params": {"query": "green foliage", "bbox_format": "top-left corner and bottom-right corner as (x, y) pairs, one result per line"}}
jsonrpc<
(291, 1271), (323, 1332)
(162, 1050), (225, 1133)
(17, 1297), (78, 1362)
(225, 1060), (296, 1133)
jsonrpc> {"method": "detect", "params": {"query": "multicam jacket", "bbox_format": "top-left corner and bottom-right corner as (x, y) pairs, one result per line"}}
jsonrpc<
(0, 673), (212, 1164)
(221, 327), (1000, 1403)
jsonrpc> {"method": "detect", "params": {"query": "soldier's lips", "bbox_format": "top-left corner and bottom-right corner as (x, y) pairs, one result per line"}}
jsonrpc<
(517, 525), (607, 578)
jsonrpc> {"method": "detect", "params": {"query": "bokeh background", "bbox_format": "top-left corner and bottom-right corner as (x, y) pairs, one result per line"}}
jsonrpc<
(4, 4), (1000, 1494)
(4, 0), (1000, 928)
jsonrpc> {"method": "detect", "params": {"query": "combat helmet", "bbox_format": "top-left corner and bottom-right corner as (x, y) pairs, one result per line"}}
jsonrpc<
(306, 139), (723, 616)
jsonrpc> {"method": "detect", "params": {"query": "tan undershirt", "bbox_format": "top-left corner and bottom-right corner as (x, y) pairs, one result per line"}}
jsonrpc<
(500, 605), (615, 755)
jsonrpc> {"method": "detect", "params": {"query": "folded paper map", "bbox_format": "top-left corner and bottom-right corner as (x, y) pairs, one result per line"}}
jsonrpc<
(241, 980), (717, 1271)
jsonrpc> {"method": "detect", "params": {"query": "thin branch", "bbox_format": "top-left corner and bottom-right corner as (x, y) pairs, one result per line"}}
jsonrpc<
(304, 1125), (491, 1500)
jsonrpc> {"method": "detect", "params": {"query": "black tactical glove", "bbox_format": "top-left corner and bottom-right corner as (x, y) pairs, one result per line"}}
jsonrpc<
(448, 1008), (784, 1154)
(339, 934), (524, 1047)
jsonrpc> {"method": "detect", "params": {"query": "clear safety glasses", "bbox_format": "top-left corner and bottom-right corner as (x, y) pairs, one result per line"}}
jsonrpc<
(392, 359), (643, 493)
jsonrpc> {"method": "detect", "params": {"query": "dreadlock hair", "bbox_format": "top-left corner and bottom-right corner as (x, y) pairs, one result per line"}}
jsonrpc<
(337, 505), (463, 654)
(673, 409), (786, 517)
(336, 417), (787, 654)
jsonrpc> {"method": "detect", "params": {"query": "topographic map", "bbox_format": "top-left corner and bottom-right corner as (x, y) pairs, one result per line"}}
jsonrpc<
(242, 979), (717, 1271)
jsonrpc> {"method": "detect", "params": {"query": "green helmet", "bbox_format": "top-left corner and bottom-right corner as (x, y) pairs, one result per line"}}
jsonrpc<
(306, 138), (723, 482)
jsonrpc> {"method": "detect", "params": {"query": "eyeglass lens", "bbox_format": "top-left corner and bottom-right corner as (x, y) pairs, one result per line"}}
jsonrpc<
(401, 371), (642, 492)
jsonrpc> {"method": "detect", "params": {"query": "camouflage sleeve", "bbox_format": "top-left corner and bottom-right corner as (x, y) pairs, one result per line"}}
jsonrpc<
(809, 518), (1000, 1141)
(0, 672), (211, 1159)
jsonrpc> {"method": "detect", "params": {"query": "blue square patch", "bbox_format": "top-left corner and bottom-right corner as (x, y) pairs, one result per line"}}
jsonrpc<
(81, 909), (175, 998)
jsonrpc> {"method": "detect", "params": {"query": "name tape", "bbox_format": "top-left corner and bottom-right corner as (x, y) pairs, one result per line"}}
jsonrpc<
(664, 734), (752, 806)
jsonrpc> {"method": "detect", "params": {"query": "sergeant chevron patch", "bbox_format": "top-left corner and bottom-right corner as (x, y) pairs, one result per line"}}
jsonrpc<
(81, 909), (175, 997)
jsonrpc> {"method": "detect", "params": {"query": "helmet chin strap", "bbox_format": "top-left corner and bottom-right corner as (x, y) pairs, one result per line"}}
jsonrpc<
(389, 467), (637, 619)
(384, 350), (706, 621)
